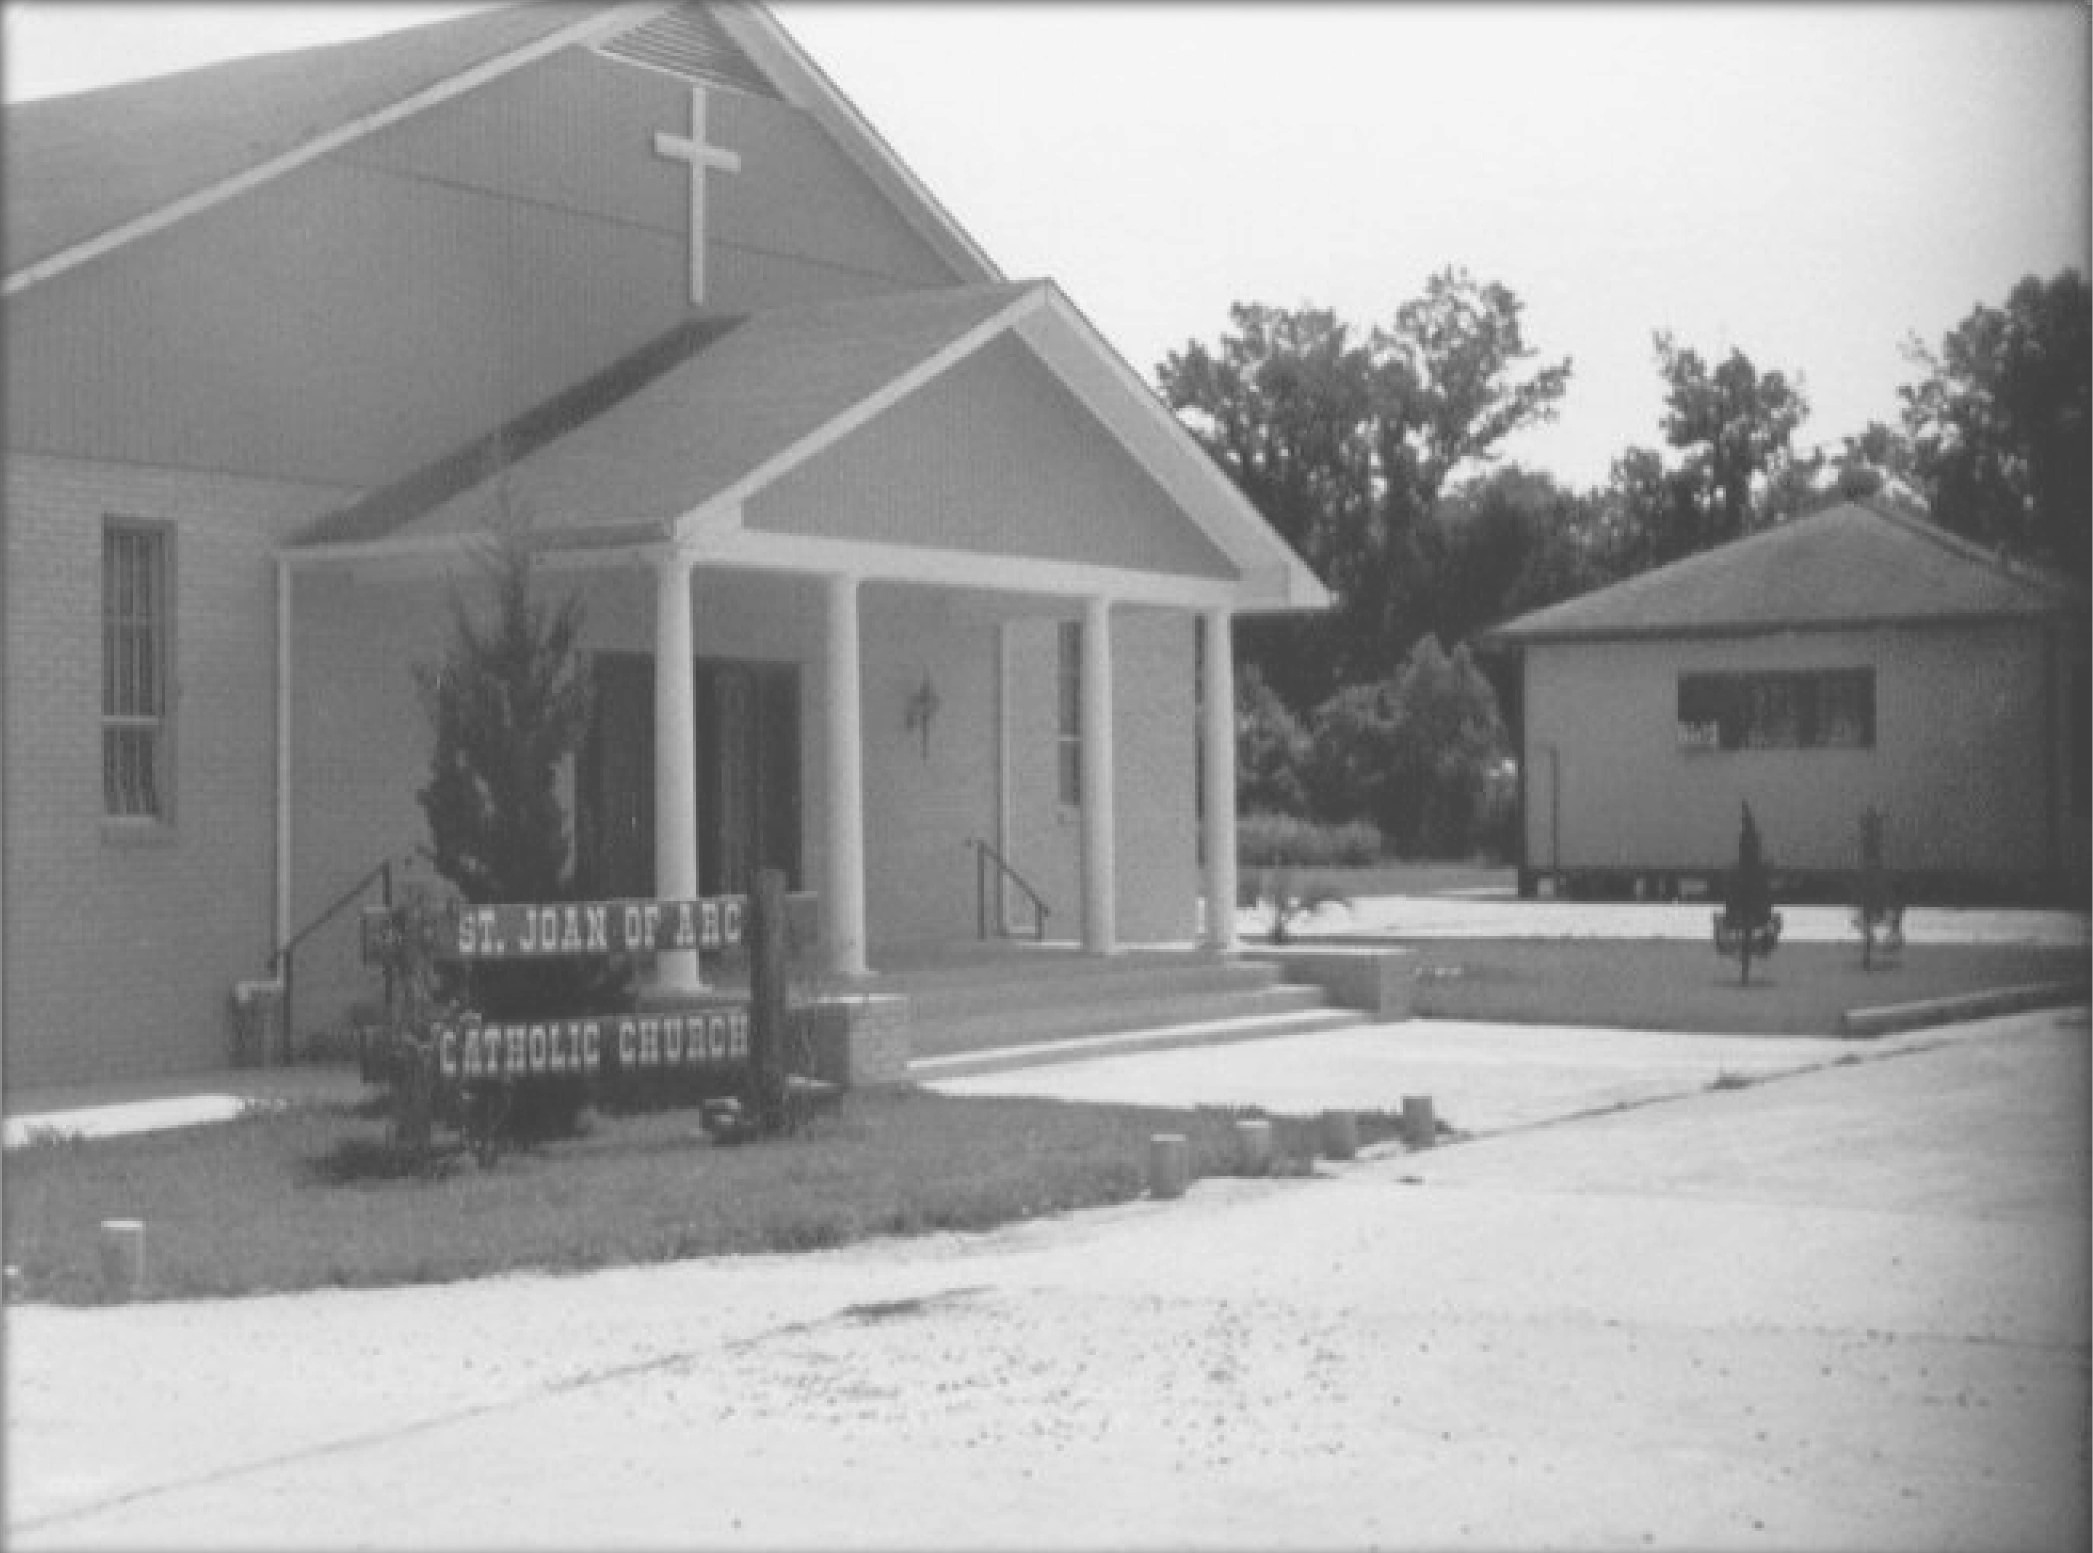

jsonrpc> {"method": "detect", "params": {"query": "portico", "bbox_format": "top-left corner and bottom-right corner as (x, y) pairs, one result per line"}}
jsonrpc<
(279, 276), (1324, 1028)
(631, 549), (1247, 988)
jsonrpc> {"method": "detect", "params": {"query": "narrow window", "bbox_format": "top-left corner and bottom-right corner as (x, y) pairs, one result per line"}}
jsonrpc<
(103, 521), (171, 819)
(1057, 620), (1082, 807)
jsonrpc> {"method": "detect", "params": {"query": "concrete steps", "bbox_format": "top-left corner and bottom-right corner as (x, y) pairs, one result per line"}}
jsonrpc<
(875, 947), (1366, 1073)
(911, 1007), (1366, 1081)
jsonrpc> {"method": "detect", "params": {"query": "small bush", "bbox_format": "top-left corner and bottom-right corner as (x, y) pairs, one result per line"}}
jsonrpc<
(1238, 812), (1383, 869)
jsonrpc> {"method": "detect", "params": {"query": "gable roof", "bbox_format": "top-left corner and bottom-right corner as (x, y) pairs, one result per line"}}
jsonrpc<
(290, 278), (1329, 611)
(5, 5), (594, 280)
(1485, 500), (2086, 646)
(299, 281), (1037, 549)
(5, 2), (998, 295)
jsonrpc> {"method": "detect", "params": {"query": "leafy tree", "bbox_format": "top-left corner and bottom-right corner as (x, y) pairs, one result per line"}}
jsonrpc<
(1235, 664), (1313, 817)
(1161, 270), (1571, 708)
(1836, 421), (1919, 500)
(1435, 465), (1608, 641)
(1600, 334), (1813, 569)
(1655, 331), (1813, 544)
(1161, 304), (1375, 708)
(1591, 443), (1691, 577)
(1899, 269), (2090, 578)
(1308, 636), (1508, 858)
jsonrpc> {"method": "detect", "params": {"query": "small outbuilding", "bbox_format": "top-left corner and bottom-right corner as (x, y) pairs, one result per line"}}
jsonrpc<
(1483, 500), (2088, 903)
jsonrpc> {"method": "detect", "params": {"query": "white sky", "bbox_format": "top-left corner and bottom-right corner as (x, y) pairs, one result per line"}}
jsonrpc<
(5, 2), (2086, 489)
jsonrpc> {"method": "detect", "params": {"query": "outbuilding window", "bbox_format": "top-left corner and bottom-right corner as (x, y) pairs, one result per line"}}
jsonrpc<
(1677, 669), (1873, 752)
(103, 520), (173, 820)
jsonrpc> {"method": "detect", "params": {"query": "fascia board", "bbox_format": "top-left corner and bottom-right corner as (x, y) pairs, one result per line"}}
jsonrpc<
(719, 3), (1004, 286)
(1019, 286), (1331, 612)
(696, 526), (1247, 610)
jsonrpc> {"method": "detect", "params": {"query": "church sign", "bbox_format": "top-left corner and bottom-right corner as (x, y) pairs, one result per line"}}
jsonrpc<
(360, 893), (776, 1084)
(449, 897), (748, 958)
(428, 1006), (750, 1081)
(361, 896), (758, 965)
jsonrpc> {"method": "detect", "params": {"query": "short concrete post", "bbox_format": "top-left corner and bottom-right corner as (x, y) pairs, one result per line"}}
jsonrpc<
(1234, 1117), (1274, 1176)
(1320, 1109), (1358, 1161)
(98, 1219), (145, 1301)
(1148, 1133), (1189, 1199)
(1402, 1095), (1436, 1149)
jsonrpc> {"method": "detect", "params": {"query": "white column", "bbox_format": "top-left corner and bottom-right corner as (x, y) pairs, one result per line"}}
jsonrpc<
(1081, 596), (1118, 955)
(1201, 608), (1238, 952)
(652, 547), (704, 994)
(273, 558), (294, 968)
(823, 573), (869, 978)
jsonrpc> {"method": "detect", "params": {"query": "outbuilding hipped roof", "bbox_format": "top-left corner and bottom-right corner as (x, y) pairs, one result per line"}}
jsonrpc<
(1485, 500), (2085, 645)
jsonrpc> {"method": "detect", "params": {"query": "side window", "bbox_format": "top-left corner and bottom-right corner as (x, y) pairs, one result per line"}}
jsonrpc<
(1677, 669), (1874, 752)
(1056, 620), (1082, 807)
(103, 520), (173, 821)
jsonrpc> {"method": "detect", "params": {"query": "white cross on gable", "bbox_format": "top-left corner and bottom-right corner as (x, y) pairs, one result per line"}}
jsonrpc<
(652, 85), (741, 307)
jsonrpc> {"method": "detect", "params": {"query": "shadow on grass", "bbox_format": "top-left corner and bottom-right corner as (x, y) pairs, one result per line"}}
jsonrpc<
(304, 1135), (466, 1185)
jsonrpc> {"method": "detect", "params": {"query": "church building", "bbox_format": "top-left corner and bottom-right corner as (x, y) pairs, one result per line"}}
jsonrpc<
(2, 3), (1329, 1089)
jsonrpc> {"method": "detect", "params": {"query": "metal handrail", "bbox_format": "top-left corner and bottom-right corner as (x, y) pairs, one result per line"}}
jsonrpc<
(269, 856), (397, 1062)
(965, 838), (1050, 941)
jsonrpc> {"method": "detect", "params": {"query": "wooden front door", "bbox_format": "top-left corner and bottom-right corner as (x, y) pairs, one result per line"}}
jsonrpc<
(578, 653), (800, 899)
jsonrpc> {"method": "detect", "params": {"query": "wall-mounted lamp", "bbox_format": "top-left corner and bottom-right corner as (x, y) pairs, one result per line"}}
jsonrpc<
(905, 673), (941, 759)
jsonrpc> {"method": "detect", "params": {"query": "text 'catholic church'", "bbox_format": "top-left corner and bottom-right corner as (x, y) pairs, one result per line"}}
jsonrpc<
(3, 3), (1330, 1089)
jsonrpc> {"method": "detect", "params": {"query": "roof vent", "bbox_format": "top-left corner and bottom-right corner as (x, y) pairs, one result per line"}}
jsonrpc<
(595, 4), (778, 97)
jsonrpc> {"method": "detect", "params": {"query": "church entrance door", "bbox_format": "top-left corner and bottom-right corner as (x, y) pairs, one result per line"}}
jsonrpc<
(577, 652), (801, 900)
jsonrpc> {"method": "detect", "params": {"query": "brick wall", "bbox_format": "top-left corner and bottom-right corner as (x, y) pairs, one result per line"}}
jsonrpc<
(3, 454), (348, 1089)
(796, 994), (911, 1088)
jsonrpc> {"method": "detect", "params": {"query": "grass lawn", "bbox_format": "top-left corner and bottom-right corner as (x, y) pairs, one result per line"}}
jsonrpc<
(1402, 939), (2088, 1035)
(2, 1090), (1402, 1306)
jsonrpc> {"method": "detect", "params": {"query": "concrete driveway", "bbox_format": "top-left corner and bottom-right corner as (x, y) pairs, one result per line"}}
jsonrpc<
(6, 1007), (2087, 1551)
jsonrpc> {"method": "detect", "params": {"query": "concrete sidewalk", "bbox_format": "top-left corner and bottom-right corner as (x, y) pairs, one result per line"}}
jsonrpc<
(925, 1017), (1913, 1135)
(3, 1065), (366, 1150)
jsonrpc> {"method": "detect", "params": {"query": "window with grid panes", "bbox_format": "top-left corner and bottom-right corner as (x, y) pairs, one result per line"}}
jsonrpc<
(1057, 620), (1082, 807)
(103, 521), (170, 819)
(1675, 669), (1873, 752)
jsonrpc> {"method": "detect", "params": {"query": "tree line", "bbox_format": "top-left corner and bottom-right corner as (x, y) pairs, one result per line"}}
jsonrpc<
(1163, 267), (2089, 858)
